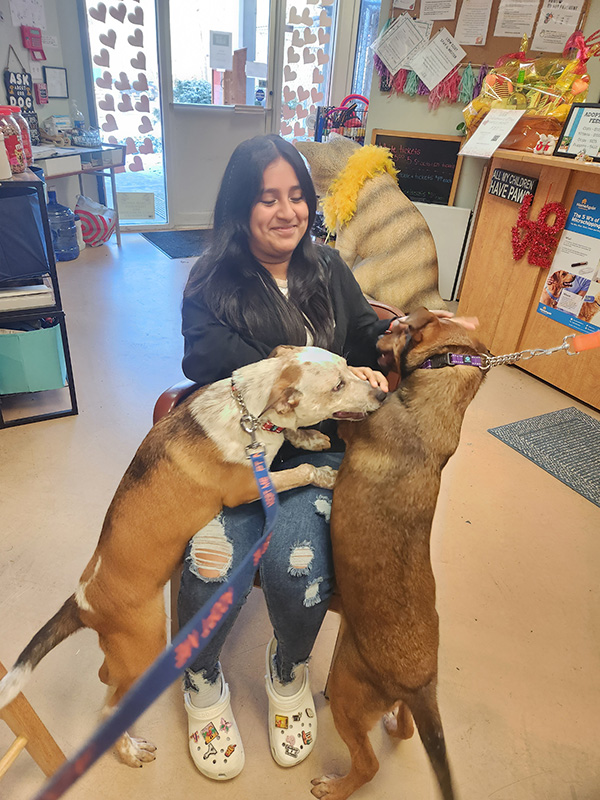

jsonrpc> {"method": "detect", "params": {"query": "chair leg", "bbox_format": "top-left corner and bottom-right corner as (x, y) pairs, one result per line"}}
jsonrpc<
(0, 661), (66, 779)
(323, 607), (343, 701)
(169, 562), (184, 641)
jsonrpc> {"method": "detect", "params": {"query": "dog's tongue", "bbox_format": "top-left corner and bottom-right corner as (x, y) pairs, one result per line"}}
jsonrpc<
(333, 411), (367, 420)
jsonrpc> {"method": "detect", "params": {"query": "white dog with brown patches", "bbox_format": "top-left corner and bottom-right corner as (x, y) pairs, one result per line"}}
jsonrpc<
(0, 345), (385, 767)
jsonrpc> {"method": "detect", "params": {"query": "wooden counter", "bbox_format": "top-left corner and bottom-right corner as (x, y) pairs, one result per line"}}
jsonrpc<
(458, 149), (600, 409)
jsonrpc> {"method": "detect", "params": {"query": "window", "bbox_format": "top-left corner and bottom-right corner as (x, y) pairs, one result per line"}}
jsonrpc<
(169, 0), (270, 107)
(351, 0), (382, 99)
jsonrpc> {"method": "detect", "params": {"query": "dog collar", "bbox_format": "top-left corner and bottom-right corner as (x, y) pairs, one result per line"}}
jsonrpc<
(261, 420), (286, 433)
(230, 380), (285, 435)
(419, 353), (486, 370)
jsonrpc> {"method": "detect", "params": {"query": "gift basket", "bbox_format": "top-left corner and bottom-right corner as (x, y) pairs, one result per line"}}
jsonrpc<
(463, 31), (600, 152)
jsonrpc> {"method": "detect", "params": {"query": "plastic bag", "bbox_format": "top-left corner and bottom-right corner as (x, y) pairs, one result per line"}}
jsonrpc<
(0, 185), (48, 281)
(463, 31), (599, 151)
(74, 194), (115, 247)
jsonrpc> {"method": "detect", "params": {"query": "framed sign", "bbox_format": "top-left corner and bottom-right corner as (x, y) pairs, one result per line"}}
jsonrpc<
(553, 103), (600, 162)
(3, 69), (40, 145)
(43, 66), (69, 99)
(371, 129), (463, 205)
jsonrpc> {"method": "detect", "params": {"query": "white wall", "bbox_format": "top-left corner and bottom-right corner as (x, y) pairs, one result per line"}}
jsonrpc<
(0, 0), (95, 207)
(0, 0), (90, 126)
(365, 2), (600, 210)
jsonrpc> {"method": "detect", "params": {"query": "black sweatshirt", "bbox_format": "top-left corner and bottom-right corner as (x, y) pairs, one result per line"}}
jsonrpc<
(181, 245), (390, 387)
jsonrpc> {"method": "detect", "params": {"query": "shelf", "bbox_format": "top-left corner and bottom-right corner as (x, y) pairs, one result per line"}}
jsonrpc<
(0, 178), (78, 427)
(494, 148), (600, 175)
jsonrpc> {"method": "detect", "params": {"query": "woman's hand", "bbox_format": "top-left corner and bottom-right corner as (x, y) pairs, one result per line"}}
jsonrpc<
(349, 366), (389, 392)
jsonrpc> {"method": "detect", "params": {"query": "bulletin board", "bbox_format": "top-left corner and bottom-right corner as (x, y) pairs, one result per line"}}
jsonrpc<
(388, 0), (591, 65)
(371, 129), (463, 205)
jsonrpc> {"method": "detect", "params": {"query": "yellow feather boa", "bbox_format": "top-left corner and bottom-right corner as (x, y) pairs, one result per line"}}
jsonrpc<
(322, 145), (397, 232)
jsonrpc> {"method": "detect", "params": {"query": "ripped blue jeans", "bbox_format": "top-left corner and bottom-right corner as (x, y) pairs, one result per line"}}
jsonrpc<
(178, 451), (343, 688)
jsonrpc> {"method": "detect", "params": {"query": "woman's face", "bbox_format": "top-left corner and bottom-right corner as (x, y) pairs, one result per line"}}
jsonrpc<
(249, 157), (309, 268)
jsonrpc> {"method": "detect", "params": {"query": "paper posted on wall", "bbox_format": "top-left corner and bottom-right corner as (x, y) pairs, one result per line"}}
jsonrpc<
(494, 0), (538, 38)
(371, 14), (429, 76)
(419, 0), (457, 21)
(455, 0), (493, 46)
(409, 28), (466, 90)
(538, 190), (600, 334)
(532, 0), (584, 53)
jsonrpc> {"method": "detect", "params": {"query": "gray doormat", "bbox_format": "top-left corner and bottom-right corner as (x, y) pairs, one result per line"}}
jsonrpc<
(488, 407), (600, 507)
(141, 229), (212, 259)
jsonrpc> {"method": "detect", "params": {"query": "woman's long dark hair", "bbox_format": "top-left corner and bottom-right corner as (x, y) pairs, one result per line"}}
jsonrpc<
(184, 134), (335, 349)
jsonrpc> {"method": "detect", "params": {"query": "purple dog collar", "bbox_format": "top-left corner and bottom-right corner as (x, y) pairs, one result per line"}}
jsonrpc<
(419, 353), (486, 370)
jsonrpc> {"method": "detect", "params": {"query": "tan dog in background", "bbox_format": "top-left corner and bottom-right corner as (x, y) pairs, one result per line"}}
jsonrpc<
(311, 310), (487, 800)
(541, 270), (575, 307)
(296, 136), (445, 312)
(0, 346), (385, 768)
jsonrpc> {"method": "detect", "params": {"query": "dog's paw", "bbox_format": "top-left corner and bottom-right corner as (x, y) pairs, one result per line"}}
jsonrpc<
(310, 465), (337, 489)
(115, 732), (157, 767)
(285, 429), (331, 451)
(311, 775), (341, 798)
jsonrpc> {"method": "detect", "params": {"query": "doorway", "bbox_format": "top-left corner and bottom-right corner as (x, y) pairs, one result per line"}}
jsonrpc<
(83, 0), (168, 226)
(82, 0), (357, 230)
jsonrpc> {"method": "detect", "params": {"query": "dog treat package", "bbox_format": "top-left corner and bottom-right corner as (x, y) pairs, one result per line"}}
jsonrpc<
(462, 31), (600, 152)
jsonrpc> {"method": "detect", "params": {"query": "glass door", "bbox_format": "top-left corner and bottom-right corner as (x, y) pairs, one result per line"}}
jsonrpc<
(278, 0), (337, 143)
(83, 0), (167, 225)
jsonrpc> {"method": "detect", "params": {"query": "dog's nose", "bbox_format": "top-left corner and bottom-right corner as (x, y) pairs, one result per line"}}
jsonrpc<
(374, 389), (387, 403)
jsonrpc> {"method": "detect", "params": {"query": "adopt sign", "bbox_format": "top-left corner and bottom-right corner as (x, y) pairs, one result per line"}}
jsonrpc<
(488, 168), (538, 204)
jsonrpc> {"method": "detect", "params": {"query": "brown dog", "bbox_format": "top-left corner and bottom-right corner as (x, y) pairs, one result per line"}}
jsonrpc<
(0, 345), (385, 767)
(311, 309), (488, 800)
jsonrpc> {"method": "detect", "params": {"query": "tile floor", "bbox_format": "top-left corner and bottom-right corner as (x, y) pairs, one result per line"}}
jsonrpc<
(0, 235), (599, 800)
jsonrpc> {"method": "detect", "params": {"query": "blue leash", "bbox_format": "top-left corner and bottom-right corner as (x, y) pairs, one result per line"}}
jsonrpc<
(32, 450), (278, 800)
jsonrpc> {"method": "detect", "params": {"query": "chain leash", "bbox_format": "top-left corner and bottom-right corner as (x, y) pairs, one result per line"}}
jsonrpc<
(479, 334), (578, 370)
(231, 379), (265, 455)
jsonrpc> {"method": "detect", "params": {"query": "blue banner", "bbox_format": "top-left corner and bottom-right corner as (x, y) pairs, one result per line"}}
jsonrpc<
(565, 190), (600, 240)
(33, 451), (278, 800)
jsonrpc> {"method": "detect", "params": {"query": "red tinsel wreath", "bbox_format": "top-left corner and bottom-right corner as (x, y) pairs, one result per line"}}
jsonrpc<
(511, 193), (568, 268)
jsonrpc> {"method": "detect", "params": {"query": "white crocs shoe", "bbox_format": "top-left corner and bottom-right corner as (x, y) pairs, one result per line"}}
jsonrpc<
(265, 637), (317, 767)
(184, 678), (245, 780)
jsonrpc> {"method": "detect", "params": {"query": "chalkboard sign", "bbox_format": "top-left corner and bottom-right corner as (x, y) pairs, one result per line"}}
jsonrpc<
(371, 129), (463, 205)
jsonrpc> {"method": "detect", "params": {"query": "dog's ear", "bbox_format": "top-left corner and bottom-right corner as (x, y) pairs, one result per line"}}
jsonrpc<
(268, 345), (297, 359)
(261, 364), (303, 416)
(265, 385), (303, 415)
(406, 307), (438, 343)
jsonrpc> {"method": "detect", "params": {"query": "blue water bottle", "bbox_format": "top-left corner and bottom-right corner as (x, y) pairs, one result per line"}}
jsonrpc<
(46, 190), (79, 262)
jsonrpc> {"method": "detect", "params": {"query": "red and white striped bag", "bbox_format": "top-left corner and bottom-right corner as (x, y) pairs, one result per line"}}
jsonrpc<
(74, 195), (116, 247)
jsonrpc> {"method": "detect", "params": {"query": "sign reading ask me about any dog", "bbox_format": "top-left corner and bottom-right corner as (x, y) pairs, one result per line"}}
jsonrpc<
(488, 168), (538, 204)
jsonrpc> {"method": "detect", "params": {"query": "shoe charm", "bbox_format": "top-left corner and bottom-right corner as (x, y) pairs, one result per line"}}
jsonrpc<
(219, 717), (232, 734)
(203, 741), (218, 760)
(201, 721), (219, 744)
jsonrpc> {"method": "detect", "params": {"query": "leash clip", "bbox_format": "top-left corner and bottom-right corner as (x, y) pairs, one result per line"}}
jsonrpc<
(232, 379), (266, 457)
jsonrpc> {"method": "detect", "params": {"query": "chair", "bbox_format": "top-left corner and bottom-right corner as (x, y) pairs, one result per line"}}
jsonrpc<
(154, 299), (402, 640)
(0, 661), (66, 781)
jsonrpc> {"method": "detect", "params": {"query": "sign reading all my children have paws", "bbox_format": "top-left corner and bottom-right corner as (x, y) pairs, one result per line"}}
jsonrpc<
(488, 169), (538, 204)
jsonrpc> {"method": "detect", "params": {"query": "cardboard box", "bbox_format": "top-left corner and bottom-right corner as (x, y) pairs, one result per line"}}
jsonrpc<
(102, 147), (124, 166)
(0, 323), (67, 394)
(36, 154), (82, 177)
(80, 151), (102, 169)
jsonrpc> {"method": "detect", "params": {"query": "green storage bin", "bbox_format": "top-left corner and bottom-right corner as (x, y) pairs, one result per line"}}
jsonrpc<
(0, 323), (67, 395)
